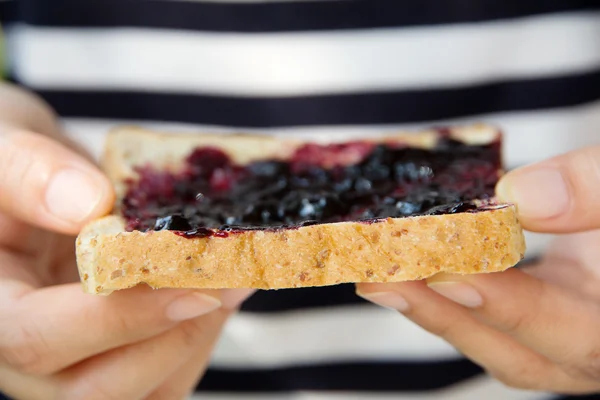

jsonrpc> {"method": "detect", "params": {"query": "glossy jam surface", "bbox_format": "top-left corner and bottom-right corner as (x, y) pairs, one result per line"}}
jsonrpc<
(121, 136), (500, 237)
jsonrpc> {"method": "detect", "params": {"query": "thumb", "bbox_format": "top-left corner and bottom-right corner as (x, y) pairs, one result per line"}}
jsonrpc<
(0, 129), (114, 234)
(496, 145), (600, 233)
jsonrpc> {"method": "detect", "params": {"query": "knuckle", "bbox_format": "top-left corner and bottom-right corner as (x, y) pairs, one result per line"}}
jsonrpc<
(569, 148), (600, 177)
(570, 349), (600, 381)
(0, 322), (51, 375)
(110, 310), (143, 335)
(0, 143), (22, 195)
(61, 380), (123, 400)
(423, 319), (455, 338)
(409, 309), (466, 340)
(1, 131), (36, 174)
(491, 370), (532, 390)
(494, 279), (545, 335)
(177, 319), (206, 349)
(148, 387), (190, 400)
(0, 133), (45, 210)
(489, 363), (547, 391)
(565, 149), (600, 204)
(496, 310), (530, 335)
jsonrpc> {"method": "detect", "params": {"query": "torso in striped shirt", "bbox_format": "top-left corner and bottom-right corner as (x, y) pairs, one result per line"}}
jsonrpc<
(1, 1), (599, 399)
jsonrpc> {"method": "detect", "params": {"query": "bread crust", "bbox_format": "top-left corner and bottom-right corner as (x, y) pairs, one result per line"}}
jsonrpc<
(76, 124), (526, 295)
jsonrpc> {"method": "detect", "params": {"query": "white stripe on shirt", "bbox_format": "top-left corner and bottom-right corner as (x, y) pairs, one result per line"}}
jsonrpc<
(212, 305), (462, 368)
(7, 12), (600, 96)
(60, 99), (600, 169)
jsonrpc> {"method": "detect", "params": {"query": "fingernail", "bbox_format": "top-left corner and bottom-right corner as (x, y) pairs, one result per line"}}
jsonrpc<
(166, 292), (222, 321)
(427, 281), (483, 308)
(356, 291), (410, 312)
(45, 169), (104, 223)
(496, 167), (569, 220)
(220, 288), (256, 310)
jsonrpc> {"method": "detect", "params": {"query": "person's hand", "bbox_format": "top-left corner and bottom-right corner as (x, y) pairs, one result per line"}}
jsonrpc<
(357, 146), (600, 395)
(0, 126), (254, 400)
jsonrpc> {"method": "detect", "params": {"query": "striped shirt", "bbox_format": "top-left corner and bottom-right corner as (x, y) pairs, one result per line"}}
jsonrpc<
(1, 1), (600, 399)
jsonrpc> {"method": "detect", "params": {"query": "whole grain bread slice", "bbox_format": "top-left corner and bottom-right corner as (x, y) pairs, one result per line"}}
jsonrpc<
(76, 124), (526, 295)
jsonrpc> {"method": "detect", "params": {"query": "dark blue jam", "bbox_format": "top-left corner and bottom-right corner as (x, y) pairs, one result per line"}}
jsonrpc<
(121, 135), (501, 238)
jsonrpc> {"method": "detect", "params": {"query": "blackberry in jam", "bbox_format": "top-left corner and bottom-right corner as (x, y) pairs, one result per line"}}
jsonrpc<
(122, 133), (501, 237)
(154, 215), (192, 231)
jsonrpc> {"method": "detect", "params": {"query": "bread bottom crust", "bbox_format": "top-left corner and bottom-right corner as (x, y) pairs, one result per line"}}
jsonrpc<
(76, 205), (525, 295)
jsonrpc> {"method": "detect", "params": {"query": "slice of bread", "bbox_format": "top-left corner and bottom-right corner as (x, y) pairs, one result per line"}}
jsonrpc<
(76, 124), (526, 295)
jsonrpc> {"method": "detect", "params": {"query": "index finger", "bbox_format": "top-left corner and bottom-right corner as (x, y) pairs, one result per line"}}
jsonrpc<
(428, 269), (600, 381)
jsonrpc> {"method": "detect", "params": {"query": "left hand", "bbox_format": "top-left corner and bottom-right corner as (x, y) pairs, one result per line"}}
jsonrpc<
(357, 146), (600, 394)
(0, 128), (255, 400)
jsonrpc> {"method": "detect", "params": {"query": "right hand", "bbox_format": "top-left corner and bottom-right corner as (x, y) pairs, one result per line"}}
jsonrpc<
(0, 125), (254, 400)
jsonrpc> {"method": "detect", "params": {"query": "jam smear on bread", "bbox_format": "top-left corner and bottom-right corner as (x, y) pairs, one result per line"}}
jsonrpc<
(121, 132), (501, 238)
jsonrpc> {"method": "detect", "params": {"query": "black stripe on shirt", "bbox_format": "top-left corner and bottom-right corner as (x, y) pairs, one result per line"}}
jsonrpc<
(242, 283), (365, 313)
(197, 359), (483, 392)
(26, 69), (600, 128)
(2, 0), (600, 32)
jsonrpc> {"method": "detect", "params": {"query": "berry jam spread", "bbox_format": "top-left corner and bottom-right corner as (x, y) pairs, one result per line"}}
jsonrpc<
(121, 135), (501, 238)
